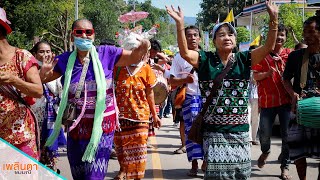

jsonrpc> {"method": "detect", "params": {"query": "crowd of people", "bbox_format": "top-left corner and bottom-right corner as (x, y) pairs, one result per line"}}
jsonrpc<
(0, 0), (319, 179)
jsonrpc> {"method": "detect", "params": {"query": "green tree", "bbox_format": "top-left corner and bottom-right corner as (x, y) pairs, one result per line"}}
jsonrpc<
(125, 0), (175, 49)
(82, 0), (126, 45)
(255, 4), (314, 48)
(236, 27), (250, 45)
(197, 0), (247, 30)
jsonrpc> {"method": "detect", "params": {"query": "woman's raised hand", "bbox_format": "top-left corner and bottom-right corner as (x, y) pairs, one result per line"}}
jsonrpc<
(165, 5), (184, 24)
(266, 0), (279, 21)
(40, 53), (58, 77)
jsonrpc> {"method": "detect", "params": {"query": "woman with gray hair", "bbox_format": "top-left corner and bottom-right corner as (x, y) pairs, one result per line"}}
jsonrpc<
(166, 0), (279, 179)
(113, 32), (161, 180)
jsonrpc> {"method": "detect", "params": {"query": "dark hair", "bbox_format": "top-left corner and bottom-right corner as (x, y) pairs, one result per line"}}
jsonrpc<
(71, 19), (93, 30)
(185, 25), (202, 38)
(0, 25), (7, 37)
(30, 41), (51, 55)
(278, 24), (288, 37)
(249, 45), (258, 50)
(304, 13), (320, 31)
(100, 39), (116, 46)
(150, 38), (162, 52)
(294, 42), (307, 50)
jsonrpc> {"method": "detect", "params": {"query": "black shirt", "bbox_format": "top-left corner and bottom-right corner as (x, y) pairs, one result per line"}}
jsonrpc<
(283, 48), (320, 95)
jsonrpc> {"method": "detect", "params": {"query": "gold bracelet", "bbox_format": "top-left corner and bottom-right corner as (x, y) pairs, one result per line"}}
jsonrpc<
(269, 19), (279, 27)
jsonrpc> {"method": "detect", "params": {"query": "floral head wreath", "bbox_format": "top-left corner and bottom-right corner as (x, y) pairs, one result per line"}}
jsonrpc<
(116, 24), (159, 50)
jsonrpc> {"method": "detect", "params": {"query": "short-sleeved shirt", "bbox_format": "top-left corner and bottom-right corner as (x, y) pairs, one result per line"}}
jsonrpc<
(114, 63), (157, 122)
(54, 45), (123, 140)
(170, 53), (201, 96)
(197, 50), (251, 133)
(252, 48), (291, 108)
(283, 48), (320, 95)
(0, 49), (39, 158)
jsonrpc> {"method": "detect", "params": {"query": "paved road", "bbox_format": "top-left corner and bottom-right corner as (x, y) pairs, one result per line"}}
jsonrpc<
(57, 117), (319, 180)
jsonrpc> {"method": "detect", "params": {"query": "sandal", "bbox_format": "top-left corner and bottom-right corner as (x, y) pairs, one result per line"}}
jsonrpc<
(114, 172), (126, 180)
(280, 168), (292, 180)
(187, 168), (198, 177)
(173, 146), (186, 154)
(257, 153), (269, 168)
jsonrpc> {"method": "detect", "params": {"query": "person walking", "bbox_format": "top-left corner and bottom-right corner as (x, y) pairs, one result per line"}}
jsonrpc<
(40, 19), (150, 180)
(170, 25), (205, 176)
(0, 7), (43, 160)
(166, 1), (278, 179)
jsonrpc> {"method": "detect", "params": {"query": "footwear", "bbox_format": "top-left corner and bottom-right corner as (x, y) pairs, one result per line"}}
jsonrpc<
(147, 144), (154, 148)
(187, 168), (198, 177)
(257, 153), (269, 168)
(280, 168), (292, 180)
(114, 172), (126, 180)
(251, 141), (260, 145)
(173, 146), (186, 154)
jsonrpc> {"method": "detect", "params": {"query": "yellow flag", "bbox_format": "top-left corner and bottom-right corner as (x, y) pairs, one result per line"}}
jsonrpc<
(250, 35), (261, 46)
(223, 9), (234, 23)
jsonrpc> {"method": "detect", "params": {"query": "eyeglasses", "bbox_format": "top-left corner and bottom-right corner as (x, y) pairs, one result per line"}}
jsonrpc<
(72, 29), (95, 36)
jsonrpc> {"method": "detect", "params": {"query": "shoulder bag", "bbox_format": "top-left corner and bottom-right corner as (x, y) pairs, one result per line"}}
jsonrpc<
(62, 55), (90, 127)
(188, 55), (235, 145)
(174, 68), (195, 109)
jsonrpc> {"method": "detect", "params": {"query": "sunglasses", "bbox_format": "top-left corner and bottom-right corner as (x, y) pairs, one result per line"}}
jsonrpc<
(73, 29), (95, 36)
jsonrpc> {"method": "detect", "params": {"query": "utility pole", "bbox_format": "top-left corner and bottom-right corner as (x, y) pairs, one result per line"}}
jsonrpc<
(133, 1), (136, 27)
(75, 0), (78, 20)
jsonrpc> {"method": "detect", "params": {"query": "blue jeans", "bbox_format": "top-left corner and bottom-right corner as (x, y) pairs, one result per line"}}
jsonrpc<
(259, 104), (291, 170)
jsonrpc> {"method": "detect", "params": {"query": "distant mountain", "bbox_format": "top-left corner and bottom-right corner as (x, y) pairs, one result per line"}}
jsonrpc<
(169, 16), (197, 25)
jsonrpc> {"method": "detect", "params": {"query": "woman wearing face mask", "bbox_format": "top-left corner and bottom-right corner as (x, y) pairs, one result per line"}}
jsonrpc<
(30, 41), (66, 172)
(39, 19), (150, 180)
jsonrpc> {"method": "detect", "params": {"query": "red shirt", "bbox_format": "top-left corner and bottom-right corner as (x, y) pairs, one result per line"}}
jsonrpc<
(252, 48), (292, 108)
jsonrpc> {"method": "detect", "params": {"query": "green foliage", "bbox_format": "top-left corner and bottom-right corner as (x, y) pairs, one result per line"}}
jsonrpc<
(198, 0), (247, 30)
(82, 0), (126, 45)
(125, 0), (175, 49)
(256, 4), (314, 48)
(236, 27), (250, 44)
(7, 30), (32, 50)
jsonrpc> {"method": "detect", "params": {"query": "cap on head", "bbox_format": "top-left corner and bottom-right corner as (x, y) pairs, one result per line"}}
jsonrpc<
(0, 8), (12, 35)
(212, 22), (237, 39)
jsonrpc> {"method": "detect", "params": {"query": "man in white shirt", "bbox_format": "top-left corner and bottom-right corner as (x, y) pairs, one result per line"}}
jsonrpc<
(170, 26), (204, 176)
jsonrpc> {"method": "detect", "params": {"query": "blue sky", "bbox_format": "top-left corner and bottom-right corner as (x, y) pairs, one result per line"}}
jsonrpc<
(127, 0), (202, 17)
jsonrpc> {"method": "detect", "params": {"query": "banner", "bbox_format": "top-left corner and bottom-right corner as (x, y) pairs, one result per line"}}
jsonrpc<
(239, 41), (251, 52)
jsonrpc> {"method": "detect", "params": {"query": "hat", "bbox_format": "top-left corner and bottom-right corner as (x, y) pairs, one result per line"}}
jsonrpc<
(0, 8), (12, 34)
(212, 22), (237, 39)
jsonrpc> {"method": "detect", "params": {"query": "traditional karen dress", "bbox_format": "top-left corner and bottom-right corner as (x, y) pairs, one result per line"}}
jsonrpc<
(283, 48), (320, 160)
(198, 51), (252, 179)
(114, 62), (157, 179)
(53, 45), (122, 179)
(0, 49), (39, 160)
(31, 78), (67, 170)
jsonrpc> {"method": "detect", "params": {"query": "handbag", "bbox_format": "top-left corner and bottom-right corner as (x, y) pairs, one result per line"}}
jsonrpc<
(188, 55), (235, 145)
(174, 68), (195, 109)
(62, 55), (90, 126)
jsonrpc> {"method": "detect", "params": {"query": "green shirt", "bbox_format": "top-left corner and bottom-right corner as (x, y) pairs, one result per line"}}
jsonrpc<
(198, 50), (251, 133)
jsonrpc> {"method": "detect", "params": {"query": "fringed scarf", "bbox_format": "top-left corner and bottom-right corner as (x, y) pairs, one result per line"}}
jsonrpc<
(45, 46), (106, 163)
